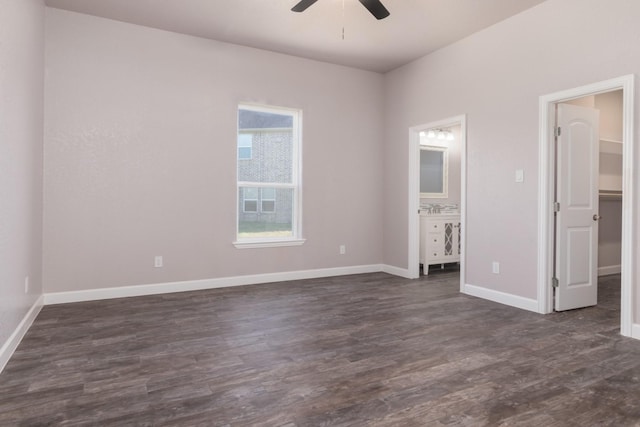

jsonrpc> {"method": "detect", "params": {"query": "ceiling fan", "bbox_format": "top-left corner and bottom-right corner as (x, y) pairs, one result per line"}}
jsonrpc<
(291, 0), (390, 20)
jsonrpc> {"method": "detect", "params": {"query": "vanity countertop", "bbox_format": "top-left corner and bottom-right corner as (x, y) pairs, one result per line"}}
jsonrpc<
(420, 202), (459, 216)
(420, 210), (459, 216)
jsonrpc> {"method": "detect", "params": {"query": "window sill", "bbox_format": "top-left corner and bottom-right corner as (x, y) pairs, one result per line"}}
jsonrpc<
(233, 238), (306, 249)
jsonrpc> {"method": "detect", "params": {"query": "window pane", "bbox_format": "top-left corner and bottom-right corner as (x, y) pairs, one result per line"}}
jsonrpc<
(238, 147), (252, 160)
(238, 188), (293, 238)
(244, 200), (258, 212)
(238, 134), (252, 147)
(237, 109), (293, 183)
(238, 134), (252, 160)
(262, 200), (275, 213)
(244, 187), (258, 199)
(261, 187), (275, 199)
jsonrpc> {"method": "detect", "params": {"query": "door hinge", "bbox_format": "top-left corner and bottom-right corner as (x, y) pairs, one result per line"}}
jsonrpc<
(556, 126), (562, 137)
(552, 277), (559, 288)
(554, 202), (560, 212)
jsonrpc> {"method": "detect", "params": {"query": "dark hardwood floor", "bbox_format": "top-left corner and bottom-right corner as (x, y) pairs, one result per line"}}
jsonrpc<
(1, 271), (639, 426)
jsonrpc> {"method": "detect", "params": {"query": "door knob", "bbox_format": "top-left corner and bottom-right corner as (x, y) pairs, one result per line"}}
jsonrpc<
(593, 214), (602, 221)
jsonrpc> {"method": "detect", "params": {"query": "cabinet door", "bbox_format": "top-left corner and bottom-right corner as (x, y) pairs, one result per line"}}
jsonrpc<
(443, 222), (456, 259)
(441, 220), (461, 262)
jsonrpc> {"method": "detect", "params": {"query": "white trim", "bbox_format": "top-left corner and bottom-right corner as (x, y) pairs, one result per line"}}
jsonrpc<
(233, 238), (306, 249)
(44, 264), (390, 305)
(632, 323), (640, 340)
(381, 264), (411, 278)
(598, 265), (621, 277)
(462, 283), (539, 313)
(408, 115), (467, 289)
(408, 126), (420, 279)
(537, 75), (634, 337)
(0, 296), (44, 374)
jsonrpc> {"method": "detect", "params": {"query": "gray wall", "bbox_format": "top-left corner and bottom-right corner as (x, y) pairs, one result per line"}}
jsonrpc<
(43, 8), (385, 292)
(0, 0), (45, 358)
(383, 0), (640, 311)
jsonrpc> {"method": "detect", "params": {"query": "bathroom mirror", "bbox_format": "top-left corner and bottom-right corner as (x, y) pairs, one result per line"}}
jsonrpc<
(420, 146), (448, 198)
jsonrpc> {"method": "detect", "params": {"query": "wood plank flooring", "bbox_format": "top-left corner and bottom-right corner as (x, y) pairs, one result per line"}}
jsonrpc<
(1, 271), (640, 426)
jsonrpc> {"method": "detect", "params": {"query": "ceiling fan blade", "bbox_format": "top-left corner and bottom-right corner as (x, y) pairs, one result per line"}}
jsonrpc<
(358, 0), (390, 20)
(291, 0), (319, 12)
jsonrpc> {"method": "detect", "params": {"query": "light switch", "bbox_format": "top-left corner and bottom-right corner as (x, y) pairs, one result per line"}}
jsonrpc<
(515, 169), (524, 183)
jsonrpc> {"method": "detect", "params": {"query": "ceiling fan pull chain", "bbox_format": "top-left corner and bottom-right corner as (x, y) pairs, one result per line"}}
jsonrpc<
(342, 0), (345, 40)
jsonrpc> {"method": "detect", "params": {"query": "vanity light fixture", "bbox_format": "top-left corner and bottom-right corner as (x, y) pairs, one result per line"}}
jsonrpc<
(423, 128), (455, 141)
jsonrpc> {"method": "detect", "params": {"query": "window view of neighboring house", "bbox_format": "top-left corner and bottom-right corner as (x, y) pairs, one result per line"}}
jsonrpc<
(236, 104), (301, 242)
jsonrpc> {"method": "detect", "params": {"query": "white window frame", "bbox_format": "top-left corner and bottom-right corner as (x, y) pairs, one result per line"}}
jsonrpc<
(234, 103), (305, 248)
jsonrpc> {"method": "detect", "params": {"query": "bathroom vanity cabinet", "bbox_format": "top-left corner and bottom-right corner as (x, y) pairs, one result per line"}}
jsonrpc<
(420, 213), (460, 274)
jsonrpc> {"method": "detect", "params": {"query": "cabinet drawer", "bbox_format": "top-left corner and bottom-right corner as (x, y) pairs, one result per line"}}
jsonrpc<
(427, 222), (442, 232)
(427, 249), (442, 260)
(427, 234), (442, 246)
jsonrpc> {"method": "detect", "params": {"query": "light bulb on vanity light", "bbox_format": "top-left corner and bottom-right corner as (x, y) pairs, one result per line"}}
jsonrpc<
(437, 130), (446, 140)
(446, 131), (454, 141)
(427, 129), (436, 139)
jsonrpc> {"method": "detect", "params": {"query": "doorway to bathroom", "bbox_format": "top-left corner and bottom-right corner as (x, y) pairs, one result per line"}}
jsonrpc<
(408, 115), (466, 292)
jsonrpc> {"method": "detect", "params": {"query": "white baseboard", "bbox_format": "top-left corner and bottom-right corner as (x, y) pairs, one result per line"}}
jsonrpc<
(631, 324), (640, 340)
(381, 264), (412, 279)
(462, 283), (539, 313)
(44, 264), (405, 305)
(0, 296), (44, 374)
(598, 265), (621, 276)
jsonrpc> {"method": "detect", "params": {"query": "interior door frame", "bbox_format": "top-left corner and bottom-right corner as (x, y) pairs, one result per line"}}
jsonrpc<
(408, 114), (467, 293)
(537, 75), (634, 337)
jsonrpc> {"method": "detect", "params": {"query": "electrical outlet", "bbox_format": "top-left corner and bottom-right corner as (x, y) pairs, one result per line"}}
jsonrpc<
(154, 256), (163, 268)
(24, 276), (29, 294)
(339, 245), (346, 255)
(492, 262), (500, 274)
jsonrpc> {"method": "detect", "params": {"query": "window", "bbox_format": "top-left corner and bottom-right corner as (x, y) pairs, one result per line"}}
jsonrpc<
(238, 133), (252, 159)
(235, 104), (303, 248)
(261, 188), (276, 213)
(243, 187), (258, 212)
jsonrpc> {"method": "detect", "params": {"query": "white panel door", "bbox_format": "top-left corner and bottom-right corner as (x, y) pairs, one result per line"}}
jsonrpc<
(555, 103), (600, 311)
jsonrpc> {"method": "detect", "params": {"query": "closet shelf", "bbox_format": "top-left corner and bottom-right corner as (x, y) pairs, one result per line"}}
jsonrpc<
(599, 190), (622, 200)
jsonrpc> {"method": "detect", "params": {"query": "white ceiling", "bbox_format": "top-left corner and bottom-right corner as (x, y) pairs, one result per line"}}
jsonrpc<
(44, 0), (547, 73)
